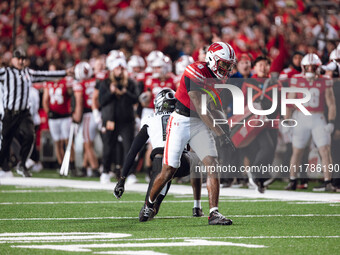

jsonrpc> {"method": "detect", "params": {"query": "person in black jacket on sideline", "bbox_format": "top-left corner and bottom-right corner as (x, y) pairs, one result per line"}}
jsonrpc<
(97, 56), (138, 184)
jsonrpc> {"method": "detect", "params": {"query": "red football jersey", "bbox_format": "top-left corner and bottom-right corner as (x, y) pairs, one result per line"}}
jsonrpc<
(73, 77), (97, 110)
(144, 76), (176, 108)
(279, 67), (300, 80)
(176, 62), (217, 111)
(44, 77), (73, 115)
(290, 74), (333, 112)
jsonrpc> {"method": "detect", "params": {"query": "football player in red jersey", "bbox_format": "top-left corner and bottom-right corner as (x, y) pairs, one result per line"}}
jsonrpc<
(140, 56), (177, 120)
(43, 63), (74, 169)
(285, 53), (337, 192)
(73, 62), (100, 177)
(140, 42), (236, 225)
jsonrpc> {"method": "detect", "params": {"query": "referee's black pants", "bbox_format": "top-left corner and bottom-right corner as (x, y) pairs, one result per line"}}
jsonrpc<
(0, 110), (35, 170)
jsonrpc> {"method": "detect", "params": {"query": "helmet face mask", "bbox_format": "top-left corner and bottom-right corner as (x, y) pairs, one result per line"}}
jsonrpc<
(217, 59), (235, 77)
(154, 88), (176, 114)
(205, 42), (236, 80)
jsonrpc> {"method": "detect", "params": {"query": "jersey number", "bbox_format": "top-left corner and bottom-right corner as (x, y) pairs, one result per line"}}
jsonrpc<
(161, 115), (170, 141)
(85, 86), (94, 107)
(49, 87), (64, 105)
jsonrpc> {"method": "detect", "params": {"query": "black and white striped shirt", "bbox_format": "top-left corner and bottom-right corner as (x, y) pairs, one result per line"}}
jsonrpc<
(0, 67), (66, 112)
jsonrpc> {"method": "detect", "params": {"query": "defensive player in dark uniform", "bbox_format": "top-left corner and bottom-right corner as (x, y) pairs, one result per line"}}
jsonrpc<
(114, 89), (204, 220)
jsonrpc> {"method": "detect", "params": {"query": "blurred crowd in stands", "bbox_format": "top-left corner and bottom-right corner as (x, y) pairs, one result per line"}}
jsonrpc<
(0, 0), (339, 69)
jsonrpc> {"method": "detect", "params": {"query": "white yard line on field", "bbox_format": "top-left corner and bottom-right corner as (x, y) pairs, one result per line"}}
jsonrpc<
(1, 232), (340, 244)
(12, 240), (267, 252)
(0, 214), (339, 221)
(94, 251), (169, 255)
(288, 201), (340, 205)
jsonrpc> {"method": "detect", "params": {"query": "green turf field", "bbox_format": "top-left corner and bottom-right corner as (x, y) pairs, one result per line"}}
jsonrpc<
(0, 180), (339, 255)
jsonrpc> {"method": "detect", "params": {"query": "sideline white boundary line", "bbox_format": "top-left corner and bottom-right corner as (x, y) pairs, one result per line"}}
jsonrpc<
(1, 177), (340, 202)
(0, 189), (103, 193)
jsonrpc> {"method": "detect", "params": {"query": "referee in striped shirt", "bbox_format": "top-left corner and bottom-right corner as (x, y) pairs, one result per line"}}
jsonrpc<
(0, 48), (73, 177)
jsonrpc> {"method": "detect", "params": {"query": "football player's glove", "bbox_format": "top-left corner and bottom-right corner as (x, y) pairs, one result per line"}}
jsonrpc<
(113, 177), (126, 199)
(325, 122), (335, 134)
(216, 132), (235, 151)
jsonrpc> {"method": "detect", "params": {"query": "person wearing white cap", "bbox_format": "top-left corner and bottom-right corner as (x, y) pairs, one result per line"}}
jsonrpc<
(97, 56), (139, 184)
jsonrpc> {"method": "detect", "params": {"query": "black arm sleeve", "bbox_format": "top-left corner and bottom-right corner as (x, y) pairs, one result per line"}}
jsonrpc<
(121, 125), (149, 178)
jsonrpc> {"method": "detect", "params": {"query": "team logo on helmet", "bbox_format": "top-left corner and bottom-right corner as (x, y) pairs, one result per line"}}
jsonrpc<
(154, 88), (176, 114)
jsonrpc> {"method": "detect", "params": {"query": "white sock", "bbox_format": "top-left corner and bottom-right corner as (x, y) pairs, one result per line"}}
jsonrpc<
(209, 207), (218, 214)
(193, 200), (201, 208)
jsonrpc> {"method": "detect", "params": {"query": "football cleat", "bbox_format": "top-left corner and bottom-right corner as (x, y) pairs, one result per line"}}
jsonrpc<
(255, 180), (266, 194)
(16, 164), (32, 178)
(208, 210), (232, 225)
(285, 180), (297, 190)
(313, 183), (336, 192)
(139, 203), (155, 222)
(193, 207), (204, 217)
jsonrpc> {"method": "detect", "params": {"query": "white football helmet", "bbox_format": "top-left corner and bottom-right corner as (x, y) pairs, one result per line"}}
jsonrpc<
(151, 57), (167, 78)
(330, 48), (340, 63)
(106, 55), (127, 71)
(301, 53), (321, 79)
(75, 62), (93, 81)
(146, 50), (164, 66)
(127, 55), (146, 73)
(106, 50), (126, 70)
(175, 55), (194, 76)
(107, 50), (126, 60)
(205, 42), (236, 79)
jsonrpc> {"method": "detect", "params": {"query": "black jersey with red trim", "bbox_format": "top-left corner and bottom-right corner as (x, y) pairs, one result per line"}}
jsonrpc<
(175, 61), (219, 113)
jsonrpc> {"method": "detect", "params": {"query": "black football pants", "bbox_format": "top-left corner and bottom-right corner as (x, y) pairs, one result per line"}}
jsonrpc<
(0, 110), (35, 170)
